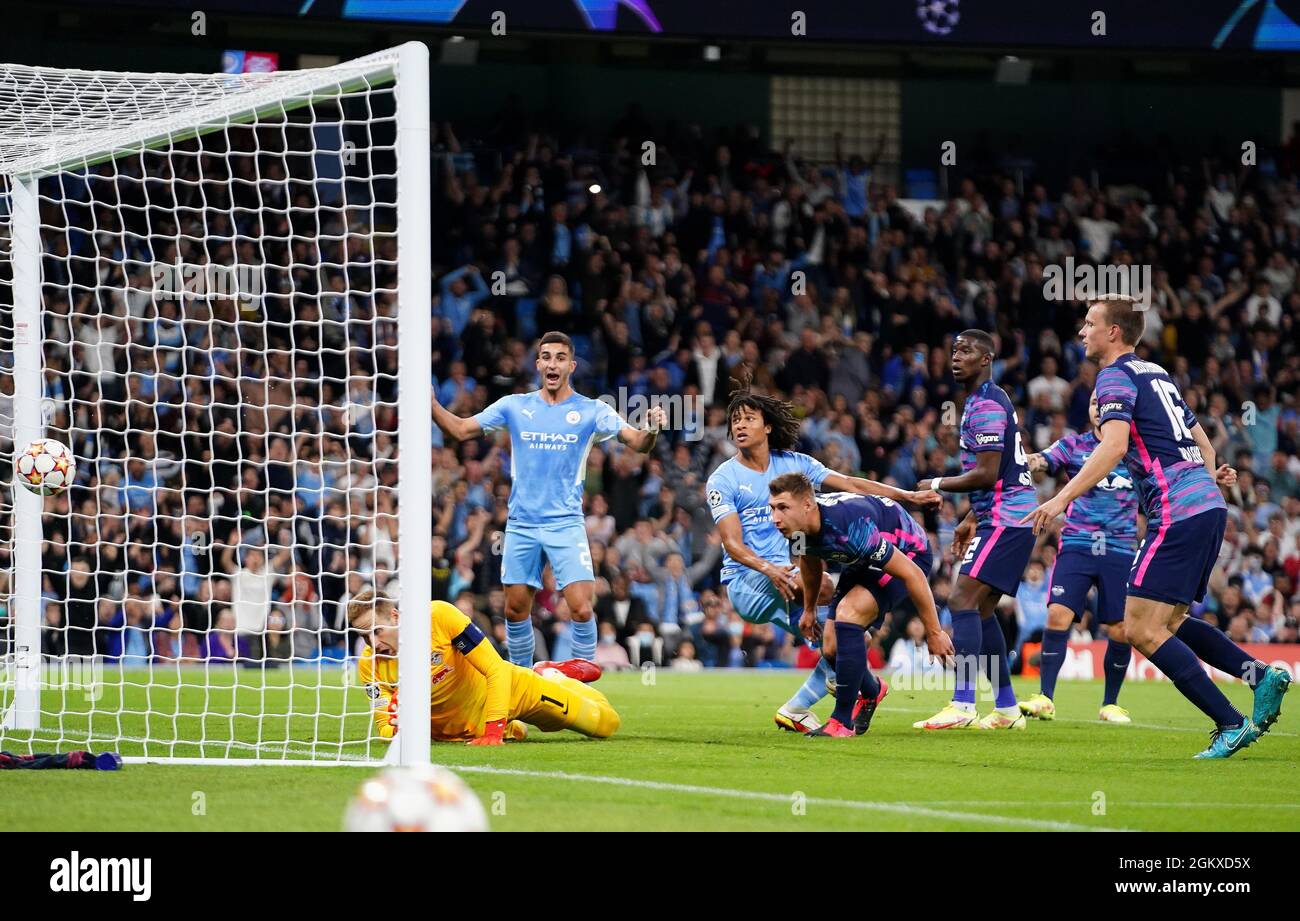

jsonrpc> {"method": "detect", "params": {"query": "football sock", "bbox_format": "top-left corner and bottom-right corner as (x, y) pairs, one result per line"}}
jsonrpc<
(506, 618), (535, 666)
(981, 614), (1018, 710)
(1039, 627), (1070, 700)
(859, 661), (881, 701)
(788, 657), (834, 711)
(830, 622), (867, 727)
(1175, 617), (1265, 688)
(1149, 636), (1244, 728)
(1102, 637), (1131, 706)
(570, 617), (597, 662)
(951, 609), (981, 709)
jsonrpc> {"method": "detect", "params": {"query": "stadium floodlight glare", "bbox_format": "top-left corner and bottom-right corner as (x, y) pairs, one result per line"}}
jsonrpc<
(0, 44), (432, 766)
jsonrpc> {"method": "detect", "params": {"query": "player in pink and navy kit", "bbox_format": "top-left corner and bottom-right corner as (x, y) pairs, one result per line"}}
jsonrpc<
(1021, 391), (1142, 723)
(768, 474), (953, 738)
(913, 329), (1040, 731)
(1023, 297), (1291, 759)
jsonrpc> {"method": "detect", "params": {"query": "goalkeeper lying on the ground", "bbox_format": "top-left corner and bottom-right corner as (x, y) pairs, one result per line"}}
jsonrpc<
(347, 588), (620, 746)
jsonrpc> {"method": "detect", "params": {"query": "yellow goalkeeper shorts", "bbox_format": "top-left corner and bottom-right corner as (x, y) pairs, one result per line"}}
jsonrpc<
(508, 665), (620, 739)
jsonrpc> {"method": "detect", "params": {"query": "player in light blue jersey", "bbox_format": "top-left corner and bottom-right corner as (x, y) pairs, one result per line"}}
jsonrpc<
(433, 331), (665, 667)
(707, 385), (940, 733)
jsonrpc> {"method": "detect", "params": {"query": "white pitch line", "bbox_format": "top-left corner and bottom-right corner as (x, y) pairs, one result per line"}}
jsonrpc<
(438, 763), (1128, 832)
(909, 800), (1300, 809)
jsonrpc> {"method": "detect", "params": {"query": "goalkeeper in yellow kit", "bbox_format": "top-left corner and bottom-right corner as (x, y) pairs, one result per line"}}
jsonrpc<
(347, 588), (620, 746)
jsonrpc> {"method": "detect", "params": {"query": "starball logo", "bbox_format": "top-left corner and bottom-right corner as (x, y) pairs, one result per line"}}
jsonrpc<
(50, 851), (152, 901)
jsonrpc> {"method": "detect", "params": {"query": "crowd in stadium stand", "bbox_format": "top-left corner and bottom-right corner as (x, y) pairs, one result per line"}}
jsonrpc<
(8, 109), (1300, 677)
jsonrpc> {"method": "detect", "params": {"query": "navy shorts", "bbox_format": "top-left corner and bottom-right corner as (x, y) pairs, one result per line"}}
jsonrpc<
(1048, 546), (1132, 624)
(958, 525), (1036, 598)
(829, 549), (934, 624)
(1128, 507), (1227, 607)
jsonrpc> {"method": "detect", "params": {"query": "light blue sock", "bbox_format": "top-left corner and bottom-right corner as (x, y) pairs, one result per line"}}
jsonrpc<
(506, 618), (535, 666)
(570, 618), (597, 662)
(788, 657), (834, 710)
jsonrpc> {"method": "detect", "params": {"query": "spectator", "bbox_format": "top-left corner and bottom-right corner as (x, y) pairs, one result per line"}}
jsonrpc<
(229, 548), (273, 662)
(594, 621), (632, 672)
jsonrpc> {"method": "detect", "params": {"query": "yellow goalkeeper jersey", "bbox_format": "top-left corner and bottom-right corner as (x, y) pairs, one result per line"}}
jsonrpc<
(357, 600), (510, 741)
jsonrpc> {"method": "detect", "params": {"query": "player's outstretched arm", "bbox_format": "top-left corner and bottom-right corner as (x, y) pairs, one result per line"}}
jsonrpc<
(882, 551), (954, 663)
(821, 472), (941, 509)
(922, 450), (1000, 495)
(432, 392), (484, 443)
(796, 555), (826, 644)
(617, 405), (667, 454)
(1020, 418), (1128, 534)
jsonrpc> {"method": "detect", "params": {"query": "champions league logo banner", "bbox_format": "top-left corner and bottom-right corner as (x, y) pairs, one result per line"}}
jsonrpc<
(111, 0), (1300, 49)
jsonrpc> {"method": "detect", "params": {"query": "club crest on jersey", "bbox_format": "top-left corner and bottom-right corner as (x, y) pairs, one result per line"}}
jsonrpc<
(566, 410), (582, 425)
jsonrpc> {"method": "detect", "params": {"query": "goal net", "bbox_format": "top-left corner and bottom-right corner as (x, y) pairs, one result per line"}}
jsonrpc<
(0, 44), (433, 765)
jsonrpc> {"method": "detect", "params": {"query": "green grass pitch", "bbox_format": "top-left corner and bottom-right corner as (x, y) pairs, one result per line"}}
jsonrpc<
(2, 668), (1297, 831)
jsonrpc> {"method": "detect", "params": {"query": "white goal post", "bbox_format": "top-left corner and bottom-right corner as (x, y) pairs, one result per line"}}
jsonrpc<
(0, 43), (432, 765)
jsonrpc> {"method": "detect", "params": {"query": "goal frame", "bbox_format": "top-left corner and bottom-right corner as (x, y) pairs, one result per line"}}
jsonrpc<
(1, 41), (433, 767)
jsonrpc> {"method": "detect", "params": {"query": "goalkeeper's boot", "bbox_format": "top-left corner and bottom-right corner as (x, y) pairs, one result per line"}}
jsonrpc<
(534, 659), (602, 683)
(912, 703), (978, 730)
(506, 720), (528, 742)
(807, 717), (855, 738)
(1252, 666), (1292, 734)
(1098, 704), (1131, 723)
(851, 678), (889, 735)
(774, 704), (823, 734)
(1019, 693), (1056, 720)
(1193, 719), (1261, 760)
(976, 710), (1027, 730)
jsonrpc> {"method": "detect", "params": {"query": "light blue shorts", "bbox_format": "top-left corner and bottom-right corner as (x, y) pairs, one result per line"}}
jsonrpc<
(501, 521), (593, 590)
(725, 566), (828, 638)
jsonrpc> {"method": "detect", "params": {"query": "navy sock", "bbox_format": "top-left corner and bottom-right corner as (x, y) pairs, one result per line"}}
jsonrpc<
(831, 623), (867, 727)
(859, 664), (881, 701)
(1175, 618), (1265, 688)
(1039, 628), (1070, 700)
(1148, 637), (1243, 728)
(981, 614), (1017, 709)
(1102, 638), (1131, 706)
(951, 610), (981, 706)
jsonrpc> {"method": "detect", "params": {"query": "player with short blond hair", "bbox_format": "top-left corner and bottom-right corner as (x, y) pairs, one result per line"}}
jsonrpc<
(347, 587), (619, 746)
(1021, 295), (1290, 759)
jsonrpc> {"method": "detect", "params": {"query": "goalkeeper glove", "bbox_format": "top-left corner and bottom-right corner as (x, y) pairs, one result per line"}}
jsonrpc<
(468, 718), (506, 746)
(377, 694), (398, 739)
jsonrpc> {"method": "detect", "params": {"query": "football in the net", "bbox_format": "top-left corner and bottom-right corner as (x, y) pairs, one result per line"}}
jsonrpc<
(343, 765), (489, 832)
(15, 438), (77, 496)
